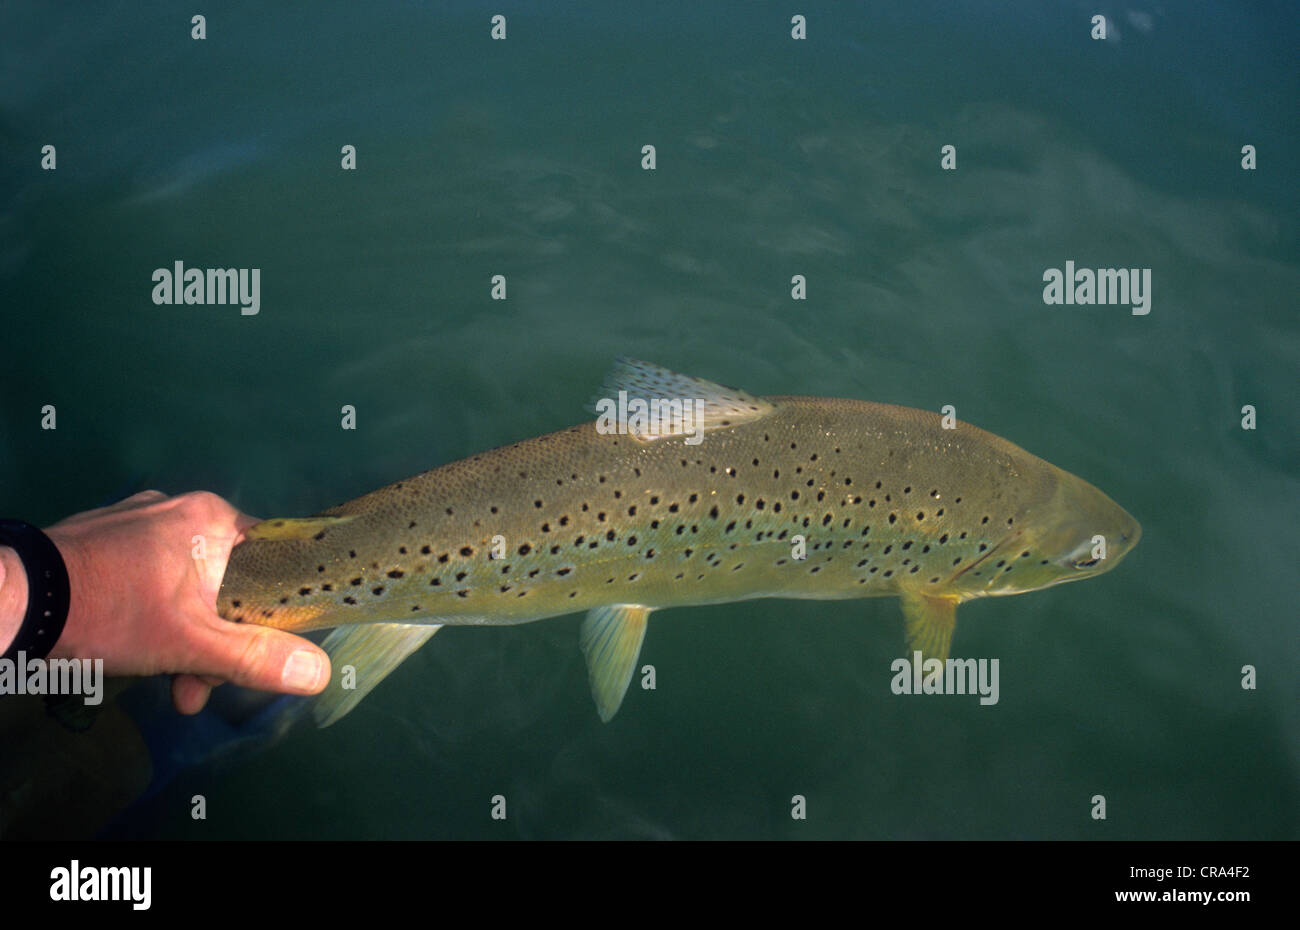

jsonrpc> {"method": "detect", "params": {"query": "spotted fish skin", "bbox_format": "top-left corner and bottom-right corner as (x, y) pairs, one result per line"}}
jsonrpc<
(216, 361), (1140, 721)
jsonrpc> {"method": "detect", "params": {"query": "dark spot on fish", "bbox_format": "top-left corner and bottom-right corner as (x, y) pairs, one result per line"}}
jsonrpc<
(557, 568), (571, 576)
(430, 578), (441, 586)
(628, 506), (637, 516)
(534, 500), (543, 509)
(343, 597), (357, 605)
(313, 531), (326, 541)
(606, 530), (616, 541)
(231, 600), (242, 608)
(279, 597), (289, 604)
(372, 586), (384, 596)
(298, 586), (312, 596)
(387, 570), (404, 579)
(350, 577), (363, 586)
(550, 545), (560, 554)
(455, 571), (467, 581)
(888, 514), (897, 524)
(460, 546), (473, 557)
(457, 590), (469, 598)
(322, 583), (333, 592)
(438, 553), (449, 563)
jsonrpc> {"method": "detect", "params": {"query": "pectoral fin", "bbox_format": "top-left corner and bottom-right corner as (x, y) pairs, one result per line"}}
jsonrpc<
(579, 604), (652, 722)
(900, 592), (960, 663)
(312, 622), (442, 727)
(244, 515), (356, 541)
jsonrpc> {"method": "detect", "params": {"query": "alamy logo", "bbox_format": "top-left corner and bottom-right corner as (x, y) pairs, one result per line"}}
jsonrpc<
(0, 652), (102, 705)
(890, 651), (1000, 705)
(151, 261), (260, 315)
(594, 391), (707, 446)
(1042, 261), (1151, 315)
(49, 860), (151, 910)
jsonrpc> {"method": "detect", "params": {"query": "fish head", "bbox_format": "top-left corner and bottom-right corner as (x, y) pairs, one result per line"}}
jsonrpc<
(959, 468), (1141, 597)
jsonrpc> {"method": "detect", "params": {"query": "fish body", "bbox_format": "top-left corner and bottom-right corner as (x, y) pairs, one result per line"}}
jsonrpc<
(217, 361), (1140, 722)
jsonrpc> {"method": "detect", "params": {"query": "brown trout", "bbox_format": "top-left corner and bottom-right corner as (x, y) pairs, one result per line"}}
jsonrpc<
(217, 360), (1140, 724)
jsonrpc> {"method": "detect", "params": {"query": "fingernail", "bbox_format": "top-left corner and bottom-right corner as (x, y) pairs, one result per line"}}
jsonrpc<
(282, 649), (325, 691)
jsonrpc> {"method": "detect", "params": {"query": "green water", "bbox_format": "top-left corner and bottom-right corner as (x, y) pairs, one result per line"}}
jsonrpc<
(1, 1), (1296, 839)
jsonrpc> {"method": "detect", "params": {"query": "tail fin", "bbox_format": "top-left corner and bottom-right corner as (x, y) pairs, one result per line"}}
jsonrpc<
(312, 623), (442, 727)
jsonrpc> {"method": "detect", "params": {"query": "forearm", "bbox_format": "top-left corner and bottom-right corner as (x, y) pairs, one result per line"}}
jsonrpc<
(0, 545), (29, 650)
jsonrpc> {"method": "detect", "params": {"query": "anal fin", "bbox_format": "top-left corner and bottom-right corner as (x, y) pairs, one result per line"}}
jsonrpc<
(312, 622), (441, 727)
(900, 592), (960, 663)
(579, 604), (652, 722)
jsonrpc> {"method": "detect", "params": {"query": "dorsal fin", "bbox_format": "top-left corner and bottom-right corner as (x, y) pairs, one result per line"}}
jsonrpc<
(590, 358), (774, 443)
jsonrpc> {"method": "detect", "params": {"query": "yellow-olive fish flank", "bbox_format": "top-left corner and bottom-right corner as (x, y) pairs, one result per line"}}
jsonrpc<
(217, 360), (1141, 725)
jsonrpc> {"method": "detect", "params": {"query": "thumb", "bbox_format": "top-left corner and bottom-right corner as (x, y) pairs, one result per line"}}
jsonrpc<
(192, 621), (331, 696)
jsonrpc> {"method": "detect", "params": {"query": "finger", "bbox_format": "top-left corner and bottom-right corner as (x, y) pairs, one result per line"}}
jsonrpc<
(120, 490), (169, 508)
(232, 510), (262, 536)
(48, 489), (170, 527)
(172, 674), (213, 714)
(191, 622), (331, 696)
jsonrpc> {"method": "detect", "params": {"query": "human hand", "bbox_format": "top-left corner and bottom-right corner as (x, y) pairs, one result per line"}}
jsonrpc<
(40, 490), (330, 713)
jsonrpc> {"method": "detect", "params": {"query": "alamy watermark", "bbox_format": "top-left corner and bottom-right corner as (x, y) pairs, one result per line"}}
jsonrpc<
(890, 651), (999, 705)
(0, 652), (103, 705)
(1042, 261), (1151, 315)
(151, 261), (260, 315)
(594, 391), (707, 445)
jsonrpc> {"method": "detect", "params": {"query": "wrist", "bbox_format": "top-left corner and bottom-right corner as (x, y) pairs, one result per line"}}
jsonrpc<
(42, 529), (88, 660)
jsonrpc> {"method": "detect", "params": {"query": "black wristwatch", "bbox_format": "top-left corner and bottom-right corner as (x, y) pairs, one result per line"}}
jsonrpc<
(0, 520), (71, 661)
